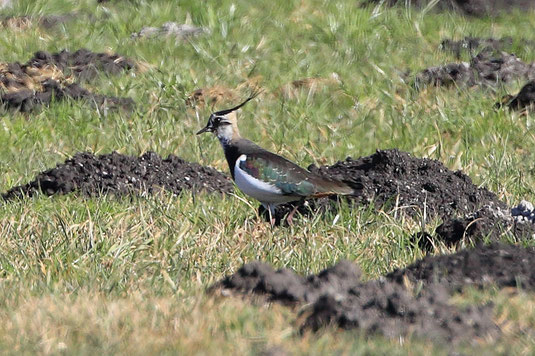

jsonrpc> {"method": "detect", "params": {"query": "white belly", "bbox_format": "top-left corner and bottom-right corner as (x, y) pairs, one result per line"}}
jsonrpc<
(234, 155), (298, 204)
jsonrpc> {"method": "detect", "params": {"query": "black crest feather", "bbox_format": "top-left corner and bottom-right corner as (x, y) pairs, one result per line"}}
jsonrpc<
(214, 89), (262, 116)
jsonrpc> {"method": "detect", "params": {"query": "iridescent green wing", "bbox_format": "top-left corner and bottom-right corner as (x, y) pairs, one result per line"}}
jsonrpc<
(239, 153), (316, 196)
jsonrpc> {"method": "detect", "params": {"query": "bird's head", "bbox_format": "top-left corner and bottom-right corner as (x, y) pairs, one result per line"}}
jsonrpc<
(196, 90), (261, 144)
(196, 110), (239, 143)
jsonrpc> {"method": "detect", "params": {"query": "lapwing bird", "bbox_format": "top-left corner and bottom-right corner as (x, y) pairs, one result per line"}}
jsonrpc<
(196, 93), (353, 225)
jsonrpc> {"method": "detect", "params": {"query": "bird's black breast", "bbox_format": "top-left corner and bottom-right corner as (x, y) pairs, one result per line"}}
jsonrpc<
(222, 139), (266, 180)
(223, 145), (241, 180)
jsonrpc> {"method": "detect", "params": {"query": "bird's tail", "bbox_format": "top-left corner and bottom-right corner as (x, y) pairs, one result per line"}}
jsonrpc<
(311, 177), (355, 197)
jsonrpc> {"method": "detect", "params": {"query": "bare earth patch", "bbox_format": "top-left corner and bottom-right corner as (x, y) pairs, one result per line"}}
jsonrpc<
(212, 242), (535, 343)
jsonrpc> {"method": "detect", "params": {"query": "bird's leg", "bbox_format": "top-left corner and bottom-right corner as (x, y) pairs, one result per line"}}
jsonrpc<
(262, 203), (276, 226)
(268, 204), (276, 226)
(286, 199), (304, 226)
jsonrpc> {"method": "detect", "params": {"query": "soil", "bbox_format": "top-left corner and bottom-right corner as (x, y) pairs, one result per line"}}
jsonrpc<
(269, 149), (504, 223)
(0, 49), (139, 112)
(414, 48), (535, 89)
(211, 242), (535, 343)
(2, 151), (233, 200)
(362, 0), (535, 17)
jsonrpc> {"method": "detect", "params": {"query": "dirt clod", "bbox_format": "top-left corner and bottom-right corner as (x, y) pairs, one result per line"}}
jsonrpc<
(2, 151), (233, 200)
(211, 243), (535, 342)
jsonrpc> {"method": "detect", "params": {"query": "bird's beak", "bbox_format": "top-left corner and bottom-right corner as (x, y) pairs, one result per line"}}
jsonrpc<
(196, 125), (212, 135)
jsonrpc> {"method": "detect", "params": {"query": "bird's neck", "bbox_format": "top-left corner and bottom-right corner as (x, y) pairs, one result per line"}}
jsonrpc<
(217, 125), (241, 149)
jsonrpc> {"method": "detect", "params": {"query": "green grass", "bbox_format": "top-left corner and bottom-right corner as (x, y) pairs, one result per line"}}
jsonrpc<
(1, 0), (535, 354)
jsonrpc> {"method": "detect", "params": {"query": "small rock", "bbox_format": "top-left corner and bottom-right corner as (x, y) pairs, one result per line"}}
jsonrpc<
(131, 22), (207, 40)
(512, 200), (535, 224)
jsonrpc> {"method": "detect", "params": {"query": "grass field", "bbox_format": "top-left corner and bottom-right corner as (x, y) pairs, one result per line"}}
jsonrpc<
(1, 0), (535, 354)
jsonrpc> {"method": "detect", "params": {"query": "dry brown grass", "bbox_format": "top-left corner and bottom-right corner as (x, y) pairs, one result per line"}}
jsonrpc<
(0, 16), (34, 30)
(276, 74), (342, 100)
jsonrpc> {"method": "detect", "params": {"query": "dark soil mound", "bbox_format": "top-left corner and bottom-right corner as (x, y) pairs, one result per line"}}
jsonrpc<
(211, 260), (362, 304)
(0, 49), (138, 112)
(414, 49), (535, 89)
(387, 242), (535, 291)
(211, 243), (535, 342)
(269, 149), (503, 223)
(26, 49), (137, 81)
(497, 80), (535, 112)
(302, 281), (497, 343)
(362, 0), (535, 17)
(2, 151), (233, 200)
